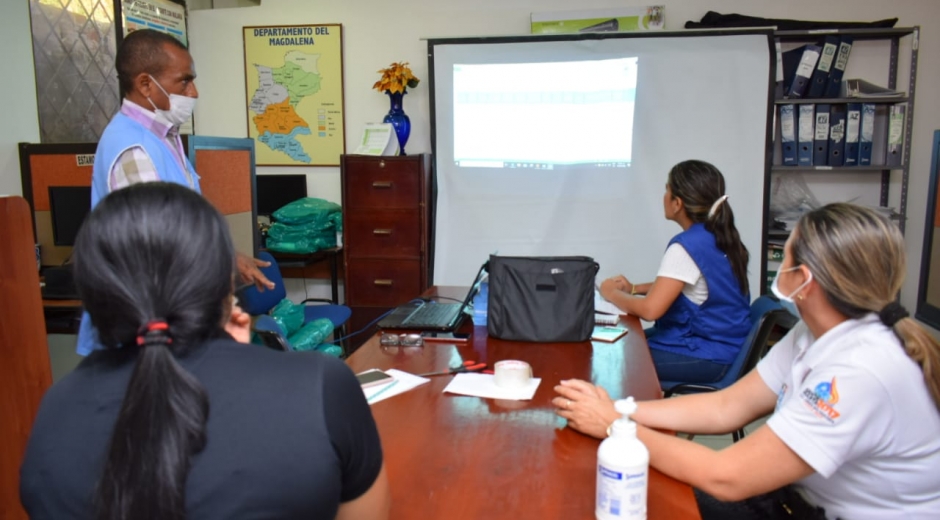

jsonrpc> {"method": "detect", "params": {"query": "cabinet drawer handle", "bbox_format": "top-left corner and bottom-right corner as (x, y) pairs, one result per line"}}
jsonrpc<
(373, 228), (392, 235)
(379, 160), (386, 168)
(372, 181), (393, 188)
(374, 279), (393, 286)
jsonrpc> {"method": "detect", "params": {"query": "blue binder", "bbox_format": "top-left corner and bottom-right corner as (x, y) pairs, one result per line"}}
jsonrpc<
(813, 104), (830, 166)
(780, 105), (798, 165)
(781, 45), (805, 97)
(798, 104), (815, 166)
(827, 105), (846, 166)
(807, 36), (840, 98)
(788, 44), (822, 99)
(844, 103), (862, 166)
(858, 103), (875, 165)
(824, 37), (854, 98)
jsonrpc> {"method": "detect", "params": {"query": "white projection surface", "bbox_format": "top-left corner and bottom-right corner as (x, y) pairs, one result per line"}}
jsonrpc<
(430, 32), (773, 298)
(454, 58), (637, 169)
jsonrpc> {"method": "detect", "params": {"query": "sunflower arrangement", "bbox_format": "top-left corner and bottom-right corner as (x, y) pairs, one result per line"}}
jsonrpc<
(373, 62), (420, 94)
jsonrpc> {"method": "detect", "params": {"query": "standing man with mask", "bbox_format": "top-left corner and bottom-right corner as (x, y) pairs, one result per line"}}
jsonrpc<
(79, 29), (272, 355)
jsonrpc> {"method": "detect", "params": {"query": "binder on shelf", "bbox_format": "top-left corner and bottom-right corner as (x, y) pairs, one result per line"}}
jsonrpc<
(797, 104), (815, 166)
(824, 37), (853, 98)
(788, 44), (822, 99)
(827, 104), (846, 166)
(858, 103), (876, 165)
(779, 104), (798, 166)
(813, 104), (830, 166)
(844, 103), (862, 166)
(886, 104), (906, 167)
(780, 44), (808, 97)
(807, 36), (840, 98)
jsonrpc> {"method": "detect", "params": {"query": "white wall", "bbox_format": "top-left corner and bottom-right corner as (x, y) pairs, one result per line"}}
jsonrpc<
(188, 0), (940, 316)
(0, 0), (40, 196)
(1, 1), (937, 316)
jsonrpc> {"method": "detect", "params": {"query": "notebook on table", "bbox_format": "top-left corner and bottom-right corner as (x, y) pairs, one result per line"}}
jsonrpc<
(377, 263), (487, 331)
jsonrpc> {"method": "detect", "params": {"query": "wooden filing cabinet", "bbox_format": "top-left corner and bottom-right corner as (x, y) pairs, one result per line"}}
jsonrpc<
(341, 154), (431, 348)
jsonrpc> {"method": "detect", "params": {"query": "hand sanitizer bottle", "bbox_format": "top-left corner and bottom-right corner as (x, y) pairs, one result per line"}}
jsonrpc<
(596, 397), (649, 520)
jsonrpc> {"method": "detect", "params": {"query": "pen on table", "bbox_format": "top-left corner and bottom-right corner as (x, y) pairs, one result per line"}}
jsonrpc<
(367, 379), (400, 404)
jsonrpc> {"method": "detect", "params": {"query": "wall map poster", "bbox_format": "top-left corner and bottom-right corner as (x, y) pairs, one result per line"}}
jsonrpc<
(243, 24), (346, 166)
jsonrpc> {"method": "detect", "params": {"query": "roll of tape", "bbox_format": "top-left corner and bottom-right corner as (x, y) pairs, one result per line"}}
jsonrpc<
(494, 360), (533, 389)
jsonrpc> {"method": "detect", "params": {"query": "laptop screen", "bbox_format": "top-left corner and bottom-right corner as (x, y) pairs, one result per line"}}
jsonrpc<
(456, 263), (488, 316)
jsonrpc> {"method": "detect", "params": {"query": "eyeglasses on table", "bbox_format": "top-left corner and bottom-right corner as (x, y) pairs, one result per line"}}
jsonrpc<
(379, 333), (424, 347)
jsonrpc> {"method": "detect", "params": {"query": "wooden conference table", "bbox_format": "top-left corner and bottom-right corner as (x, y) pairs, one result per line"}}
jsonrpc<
(345, 286), (702, 520)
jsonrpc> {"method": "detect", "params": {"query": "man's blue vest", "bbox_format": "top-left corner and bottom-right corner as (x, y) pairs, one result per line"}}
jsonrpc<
(91, 112), (199, 204)
(77, 112), (200, 356)
(646, 223), (751, 365)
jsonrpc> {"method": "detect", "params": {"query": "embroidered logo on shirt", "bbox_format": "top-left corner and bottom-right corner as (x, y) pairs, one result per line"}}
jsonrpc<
(775, 383), (788, 411)
(801, 377), (840, 423)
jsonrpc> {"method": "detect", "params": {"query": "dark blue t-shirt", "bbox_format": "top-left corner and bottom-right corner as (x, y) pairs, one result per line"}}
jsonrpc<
(20, 338), (382, 519)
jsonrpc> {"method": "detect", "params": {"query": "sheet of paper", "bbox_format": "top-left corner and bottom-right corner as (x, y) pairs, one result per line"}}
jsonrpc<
(353, 122), (399, 156)
(443, 373), (541, 401)
(595, 289), (623, 316)
(363, 369), (429, 404)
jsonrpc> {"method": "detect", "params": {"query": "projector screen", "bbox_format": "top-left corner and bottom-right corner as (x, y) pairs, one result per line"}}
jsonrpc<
(429, 31), (774, 298)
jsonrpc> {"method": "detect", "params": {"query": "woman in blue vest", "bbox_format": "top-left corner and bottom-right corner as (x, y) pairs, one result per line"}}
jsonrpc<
(598, 160), (751, 384)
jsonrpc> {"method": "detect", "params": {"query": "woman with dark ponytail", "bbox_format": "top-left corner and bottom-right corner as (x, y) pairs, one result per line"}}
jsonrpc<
(556, 203), (940, 518)
(597, 160), (751, 383)
(20, 183), (389, 520)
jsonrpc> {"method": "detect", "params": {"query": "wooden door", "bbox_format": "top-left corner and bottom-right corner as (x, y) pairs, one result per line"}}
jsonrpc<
(0, 196), (52, 519)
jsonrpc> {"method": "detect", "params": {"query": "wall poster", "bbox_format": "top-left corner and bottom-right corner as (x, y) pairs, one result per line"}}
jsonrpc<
(243, 24), (346, 166)
(121, 0), (187, 44)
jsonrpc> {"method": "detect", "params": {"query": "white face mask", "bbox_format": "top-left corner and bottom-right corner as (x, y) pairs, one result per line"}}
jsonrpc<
(771, 266), (813, 319)
(147, 75), (196, 127)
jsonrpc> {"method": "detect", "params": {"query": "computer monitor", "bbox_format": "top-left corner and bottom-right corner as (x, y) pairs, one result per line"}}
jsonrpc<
(256, 174), (307, 216)
(48, 186), (91, 246)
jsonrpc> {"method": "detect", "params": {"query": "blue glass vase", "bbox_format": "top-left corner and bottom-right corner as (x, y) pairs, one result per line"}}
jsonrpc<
(383, 90), (411, 155)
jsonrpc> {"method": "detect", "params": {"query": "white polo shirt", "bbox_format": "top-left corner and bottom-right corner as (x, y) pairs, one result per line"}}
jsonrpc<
(757, 314), (940, 520)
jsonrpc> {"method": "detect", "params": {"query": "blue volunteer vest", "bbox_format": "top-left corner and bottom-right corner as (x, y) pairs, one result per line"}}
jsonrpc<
(91, 112), (200, 204)
(646, 223), (751, 365)
(77, 112), (200, 356)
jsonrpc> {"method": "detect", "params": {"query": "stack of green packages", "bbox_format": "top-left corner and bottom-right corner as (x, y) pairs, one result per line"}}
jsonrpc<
(256, 299), (343, 357)
(265, 197), (342, 254)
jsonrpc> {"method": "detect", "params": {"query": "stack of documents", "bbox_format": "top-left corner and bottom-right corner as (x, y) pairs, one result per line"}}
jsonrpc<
(443, 373), (541, 400)
(844, 78), (904, 99)
(363, 369), (429, 404)
(595, 289), (623, 315)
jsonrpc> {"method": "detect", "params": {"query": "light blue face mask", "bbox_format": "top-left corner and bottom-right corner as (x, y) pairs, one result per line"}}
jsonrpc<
(771, 266), (813, 319)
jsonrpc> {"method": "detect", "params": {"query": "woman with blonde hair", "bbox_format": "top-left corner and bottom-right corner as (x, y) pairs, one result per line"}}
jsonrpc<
(556, 203), (940, 519)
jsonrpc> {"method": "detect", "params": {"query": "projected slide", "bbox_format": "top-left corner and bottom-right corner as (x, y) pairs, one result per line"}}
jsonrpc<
(453, 58), (637, 169)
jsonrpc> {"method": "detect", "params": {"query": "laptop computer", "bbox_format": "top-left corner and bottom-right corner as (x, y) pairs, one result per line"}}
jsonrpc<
(377, 263), (487, 331)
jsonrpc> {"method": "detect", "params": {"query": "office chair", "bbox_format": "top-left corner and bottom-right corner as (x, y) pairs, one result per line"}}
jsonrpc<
(239, 251), (351, 352)
(660, 295), (794, 442)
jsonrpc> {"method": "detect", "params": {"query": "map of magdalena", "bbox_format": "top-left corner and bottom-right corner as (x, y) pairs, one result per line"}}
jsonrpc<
(249, 50), (322, 164)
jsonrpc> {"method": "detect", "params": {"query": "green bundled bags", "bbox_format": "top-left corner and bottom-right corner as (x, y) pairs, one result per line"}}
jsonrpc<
(265, 299), (342, 357)
(289, 318), (340, 354)
(266, 197), (342, 254)
(270, 299), (304, 336)
(272, 197), (341, 226)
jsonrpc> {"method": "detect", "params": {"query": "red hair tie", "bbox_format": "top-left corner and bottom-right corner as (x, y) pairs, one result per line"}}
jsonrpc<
(137, 320), (172, 346)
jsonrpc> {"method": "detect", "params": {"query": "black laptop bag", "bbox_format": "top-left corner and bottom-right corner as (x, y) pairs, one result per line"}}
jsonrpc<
(486, 255), (598, 342)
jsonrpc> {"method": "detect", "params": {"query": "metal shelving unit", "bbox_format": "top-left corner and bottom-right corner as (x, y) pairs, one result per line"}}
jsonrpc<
(763, 27), (919, 292)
